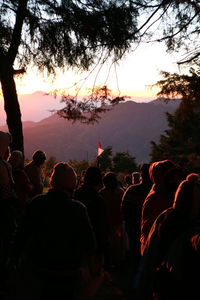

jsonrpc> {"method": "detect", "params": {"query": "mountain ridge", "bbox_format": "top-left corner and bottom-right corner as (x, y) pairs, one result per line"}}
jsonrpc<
(1, 99), (179, 163)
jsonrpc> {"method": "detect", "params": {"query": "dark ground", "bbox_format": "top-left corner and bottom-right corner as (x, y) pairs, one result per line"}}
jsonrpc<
(93, 264), (136, 300)
(0, 261), (137, 300)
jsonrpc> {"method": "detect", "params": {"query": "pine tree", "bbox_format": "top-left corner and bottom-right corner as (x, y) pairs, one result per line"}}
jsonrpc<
(150, 68), (200, 172)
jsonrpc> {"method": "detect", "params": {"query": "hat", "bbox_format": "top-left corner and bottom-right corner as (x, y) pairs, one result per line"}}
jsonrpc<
(50, 162), (77, 190)
(149, 160), (181, 184)
(173, 173), (200, 220)
(84, 166), (102, 187)
(32, 150), (46, 163)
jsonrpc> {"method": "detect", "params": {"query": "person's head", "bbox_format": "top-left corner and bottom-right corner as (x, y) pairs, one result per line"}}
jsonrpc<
(8, 150), (24, 169)
(173, 173), (200, 221)
(132, 171), (141, 185)
(103, 172), (119, 189)
(149, 159), (183, 191)
(139, 163), (152, 183)
(0, 131), (12, 158)
(125, 174), (132, 186)
(32, 150), (46, 166)
(50, 162), (77, 192)
(83, 166), (103, 190)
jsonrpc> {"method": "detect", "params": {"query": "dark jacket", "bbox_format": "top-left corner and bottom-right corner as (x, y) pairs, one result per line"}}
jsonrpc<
(74, 184), (108, 254)
(13, 188), (96, 271)
(122, 179), (152, 253)
(140, 160), (182, 254)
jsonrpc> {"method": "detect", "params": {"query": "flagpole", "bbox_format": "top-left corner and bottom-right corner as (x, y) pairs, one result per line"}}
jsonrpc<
(86, 151), (88, 162)
(97, 156), (100, 168)
(97, 141), (104, 169)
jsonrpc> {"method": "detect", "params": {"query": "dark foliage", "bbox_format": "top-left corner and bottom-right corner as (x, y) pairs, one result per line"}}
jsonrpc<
(112, 151), (137, 174)
(150, 67), (200, 172)
(0, 1), (199, 151)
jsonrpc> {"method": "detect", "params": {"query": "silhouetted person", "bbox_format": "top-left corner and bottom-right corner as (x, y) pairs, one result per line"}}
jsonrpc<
(135, 173), (200, 300)
(132, 171), (141, 185)
(8, 150), (33, 217)
(25, 149), (46, 198)
(0, 131), (15, 200)
(10, 162), (97, 300)
(124, 174), (132, 190)
(122, 163), (152, 274)
(140, 160), (183, 255)
(0, 131), (16, 293)
(4, 146), (11, 161)
(100, 172), (125, 267)
(74, 166), (108, 263)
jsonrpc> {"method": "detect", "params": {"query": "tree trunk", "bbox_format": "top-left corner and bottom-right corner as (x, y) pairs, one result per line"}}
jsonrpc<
(0, 70), (24, 153)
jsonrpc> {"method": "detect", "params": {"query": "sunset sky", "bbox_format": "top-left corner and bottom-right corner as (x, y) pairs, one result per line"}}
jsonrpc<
(15, 42), (183, 97)
(0, 42), (186, 124)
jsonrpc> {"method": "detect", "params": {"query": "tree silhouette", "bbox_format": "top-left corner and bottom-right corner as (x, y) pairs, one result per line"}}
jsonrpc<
(0, 1), (139, 152)
(113, 151), (137, 174)
(135, 0), (200, 65)
(0, 1), (199, 152)
(150, 67), (200, 172)
(55, 85), (126, 124)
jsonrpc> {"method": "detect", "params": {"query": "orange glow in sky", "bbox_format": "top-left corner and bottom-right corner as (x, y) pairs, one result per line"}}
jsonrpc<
(0, 42), (186, 124)
(15, 43), (182, 98)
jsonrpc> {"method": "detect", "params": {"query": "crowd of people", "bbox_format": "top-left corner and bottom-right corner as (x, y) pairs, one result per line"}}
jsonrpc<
(0, 130), (199, 299)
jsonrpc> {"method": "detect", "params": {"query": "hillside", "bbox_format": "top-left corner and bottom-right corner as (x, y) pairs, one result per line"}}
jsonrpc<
(1, 99), (179, 163)
(0, 91), (63, 125)
(22, 99), (180, 163)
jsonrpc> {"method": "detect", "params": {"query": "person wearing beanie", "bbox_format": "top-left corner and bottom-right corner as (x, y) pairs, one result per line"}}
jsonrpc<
(50, 162), (77, 192)
(11, 162), (97, 300)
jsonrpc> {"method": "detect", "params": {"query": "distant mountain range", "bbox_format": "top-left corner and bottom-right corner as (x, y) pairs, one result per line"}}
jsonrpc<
(0, 91), (63, 125)
(1, 99), (180, 163)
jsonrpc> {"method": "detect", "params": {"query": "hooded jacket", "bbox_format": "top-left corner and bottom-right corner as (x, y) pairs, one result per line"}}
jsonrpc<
(140, 160), (182, 255)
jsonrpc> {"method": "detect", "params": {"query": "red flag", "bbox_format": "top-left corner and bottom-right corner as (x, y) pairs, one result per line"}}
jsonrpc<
(97, 141), (104, 156)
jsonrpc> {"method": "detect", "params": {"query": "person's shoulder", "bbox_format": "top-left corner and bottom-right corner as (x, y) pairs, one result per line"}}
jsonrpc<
(24, 162), (33, 173)
(0, 159), (10, 169)
(123, 183), (143, 198)
(71, 197), (84, 206)
(155, 208), (173, 223)
(127, 182), (141, 192)
(25, 193), (47, 213)
(29, 192), (47, 204)
(99, 186), (106, 194)
(117, 186), (125, 193)
(143, 187), (156, 201)
(25, 161), (38, 170)
(142, 191), (156, 211)
(0, 160), (6, 171)
(24, 161), (32, 169)
(69, 198), (88, 214)
(74, 184), (85, 195)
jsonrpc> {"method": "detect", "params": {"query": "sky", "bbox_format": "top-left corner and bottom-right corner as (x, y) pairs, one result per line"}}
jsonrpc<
(15, 42), (183, 98)
(0, 41), (186, 124)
